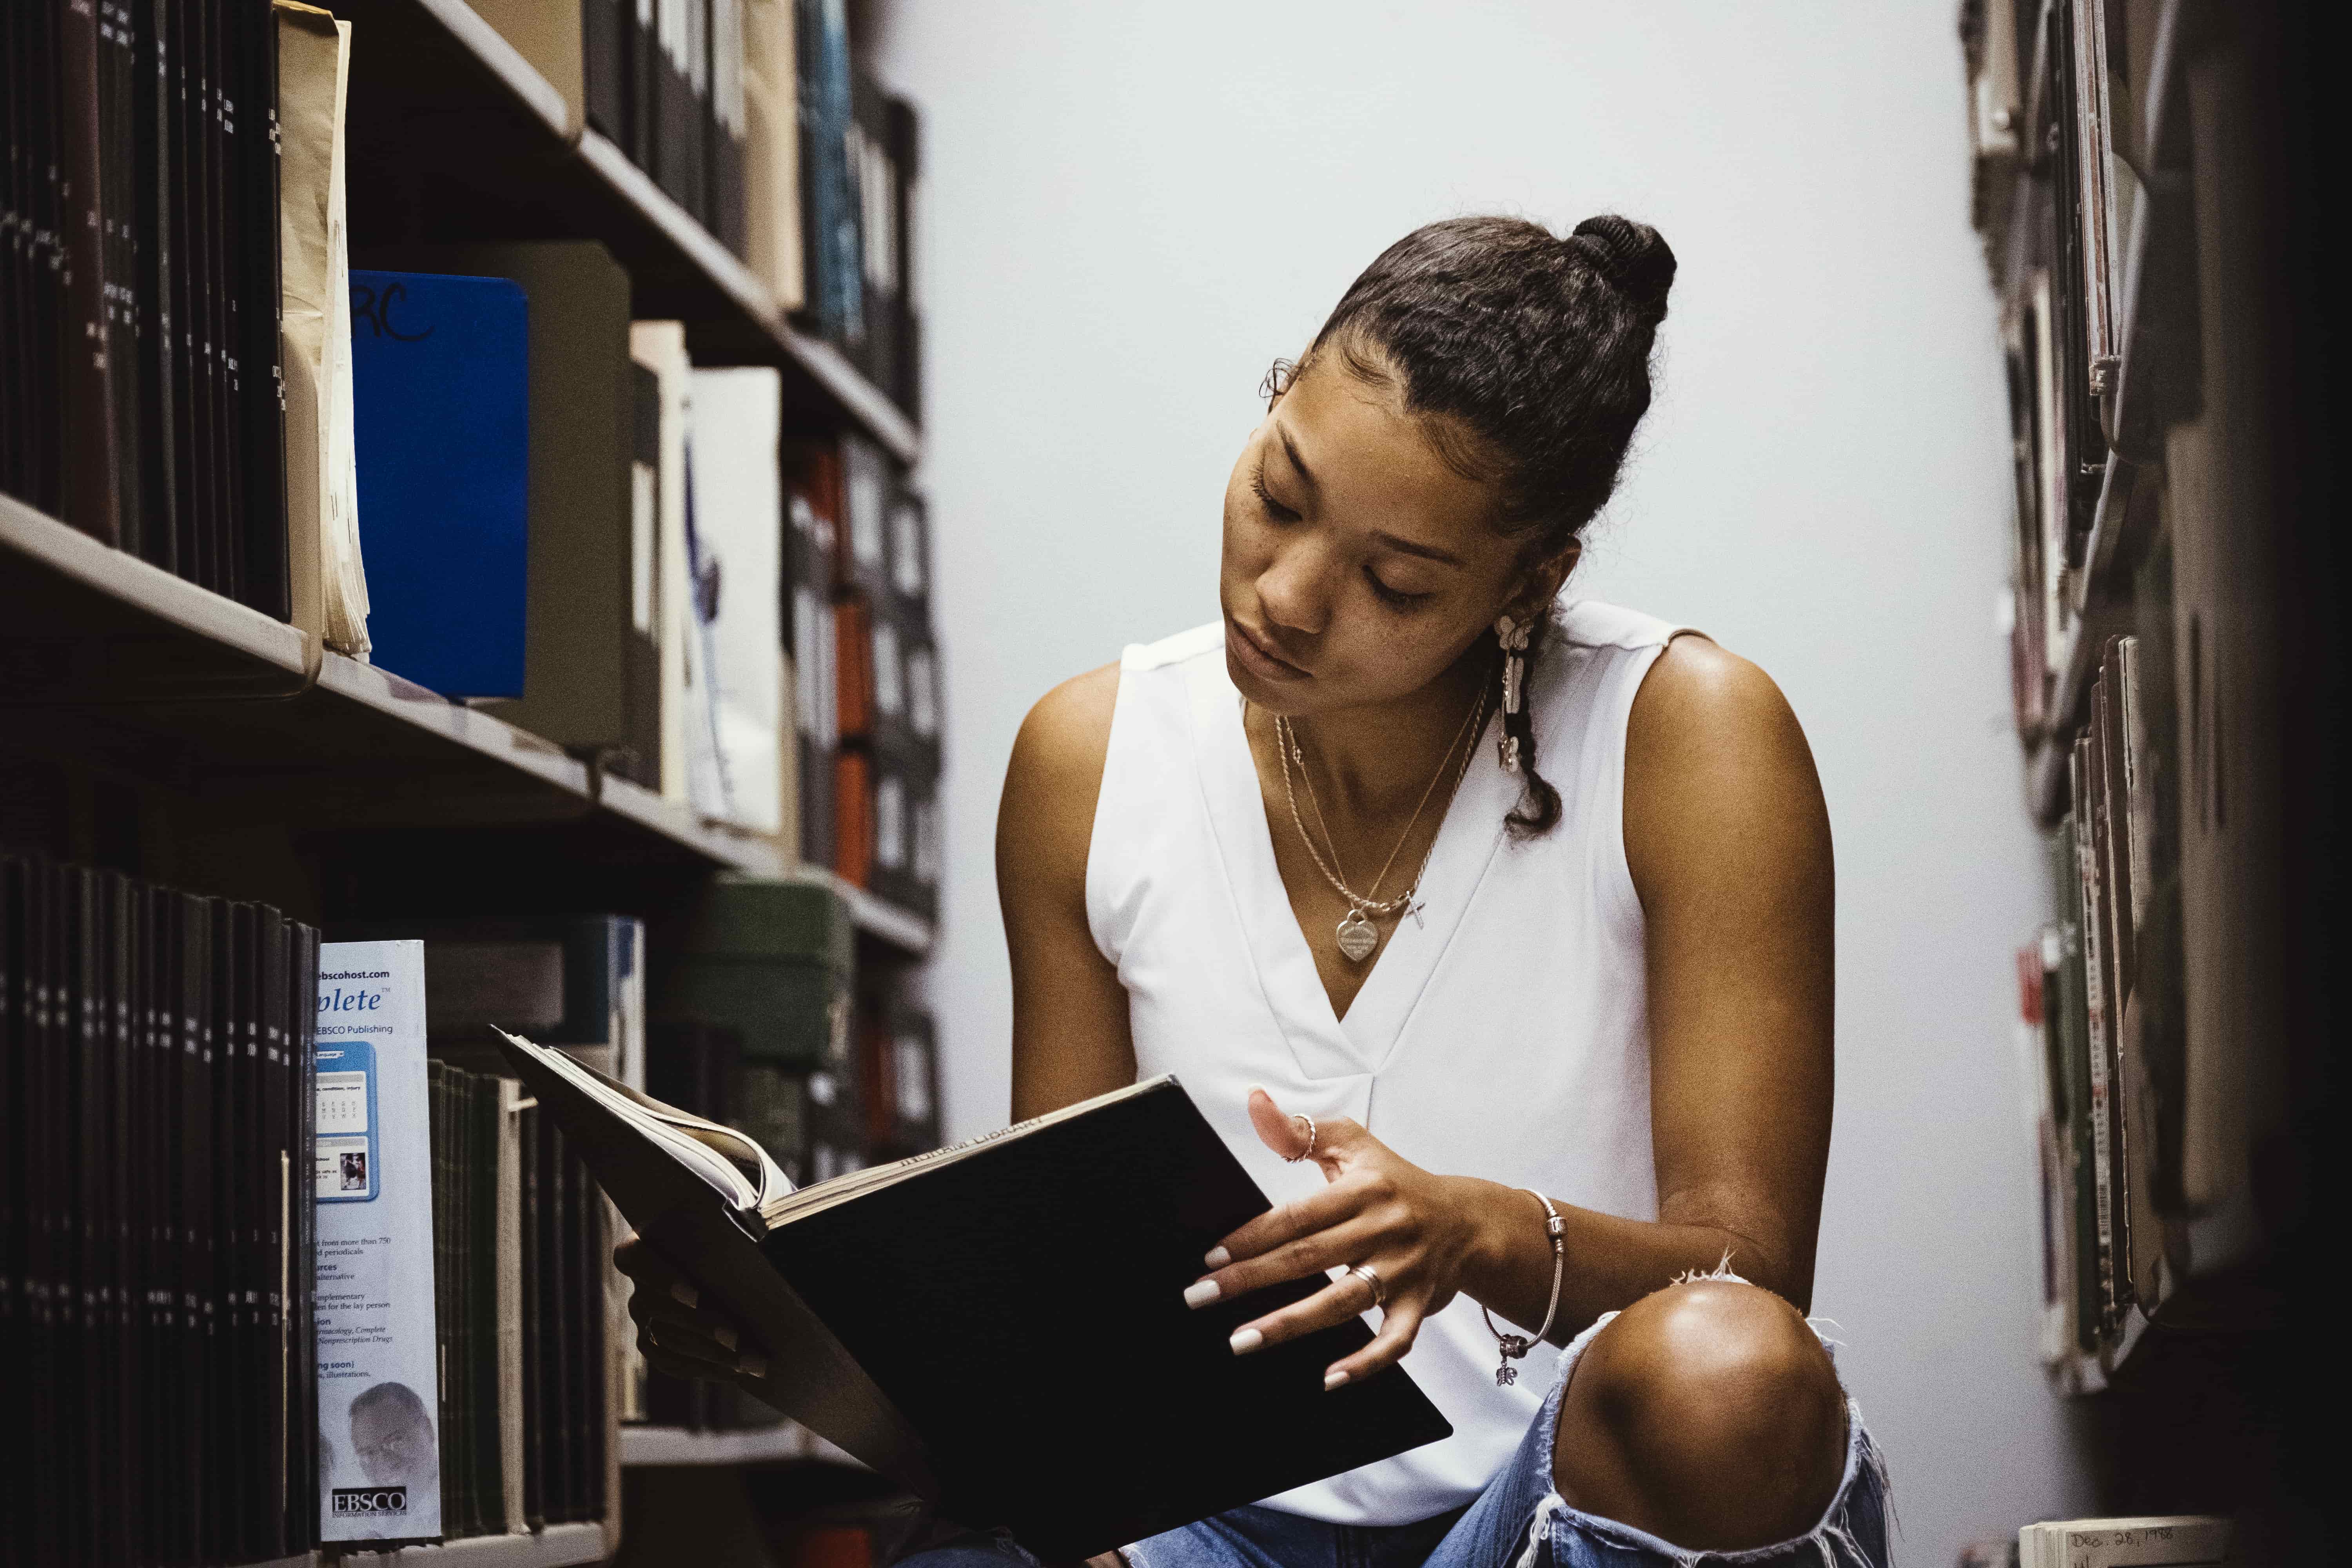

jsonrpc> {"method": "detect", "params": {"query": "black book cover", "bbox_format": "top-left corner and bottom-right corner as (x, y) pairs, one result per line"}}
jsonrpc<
(131, 0), (180, 572)
(100, 1), (145, 561)
(57, 0), (120, 544)
(706, 0), (744, 256)
(212, 896), (249, 1559)
(167, 0), (210, 589)
(290, 920), (321, 1551)
(64, 865), (100, 1567)
(0, 857), (16, 1561)
(761, 1083), (1454, 1559)
(541, 1119), (575, 1521)
(653, 0), (700, 217)
(201, 0), (238, 604)
(470, 1070), (506, 1531)
(258, 906), (290, 1555)
(25, 861), (64, 1567)
(626, 0), (657, 176)
(183, 891), (218, 1564)
(584, 0), (626, 143)
(519, 1102), (544, 1532)
(429, 1062), (465, 1537)
(234, 0), (285, 620)
(505, 1037), (1452, 1563)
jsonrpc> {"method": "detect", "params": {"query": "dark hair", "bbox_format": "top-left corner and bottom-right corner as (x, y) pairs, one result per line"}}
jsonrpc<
(1279, 213), (1676, 835)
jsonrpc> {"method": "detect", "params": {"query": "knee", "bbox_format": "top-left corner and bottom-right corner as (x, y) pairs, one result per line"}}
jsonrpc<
(1553, 1280), (1847, 1552)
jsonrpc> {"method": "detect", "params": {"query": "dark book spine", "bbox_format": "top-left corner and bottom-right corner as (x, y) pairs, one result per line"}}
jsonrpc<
(131, 0), (178, 571)
(584, 0), (626, 142)
(100, 0), (145, 558)
(518, 1102), (543, 1530)
(290, 920), (320, 1552)
(235, 0), (285, 619)
(58, 0), (121, 543)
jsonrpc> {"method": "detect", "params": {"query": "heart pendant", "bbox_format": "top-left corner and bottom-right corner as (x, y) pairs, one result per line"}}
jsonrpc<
(1335, 909), (1379, 963)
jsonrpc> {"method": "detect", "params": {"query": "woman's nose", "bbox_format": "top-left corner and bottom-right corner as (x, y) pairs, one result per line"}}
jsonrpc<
(1257, 539), (1335, 637)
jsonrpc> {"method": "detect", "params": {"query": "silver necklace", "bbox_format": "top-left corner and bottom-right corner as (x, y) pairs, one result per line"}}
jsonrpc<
(1269, 684), (1489, 963)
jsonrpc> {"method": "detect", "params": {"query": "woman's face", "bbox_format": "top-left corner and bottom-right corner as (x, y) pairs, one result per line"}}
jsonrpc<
(1219, 352), (1559, 718)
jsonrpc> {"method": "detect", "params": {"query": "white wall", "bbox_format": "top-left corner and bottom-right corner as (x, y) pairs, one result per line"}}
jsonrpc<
(866, 3), (2093, 1558)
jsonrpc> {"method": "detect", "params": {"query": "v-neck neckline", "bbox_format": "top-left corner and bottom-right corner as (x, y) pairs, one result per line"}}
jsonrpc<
(1185, 658), (1516, 1081)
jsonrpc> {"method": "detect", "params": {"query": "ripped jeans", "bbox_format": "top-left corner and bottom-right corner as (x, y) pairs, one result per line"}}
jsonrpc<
(903, 1312), (1891, 1568)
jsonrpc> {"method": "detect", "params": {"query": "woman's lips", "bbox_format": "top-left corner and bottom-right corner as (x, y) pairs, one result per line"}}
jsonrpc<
(1227, 617), (1311, 682)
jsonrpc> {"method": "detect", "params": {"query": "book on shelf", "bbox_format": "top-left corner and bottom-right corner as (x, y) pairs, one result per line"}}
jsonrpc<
(360, 241), (662, 788)
(631, 321), (703, 808)
(2018, 1515), (2228, 1568)
(3, 0), (297, 618)
(2, 850), (321, 1567)
(743, 0), (806, 308)
(795, 0), (861, 348)
(492, 1034), (1453, 1561)
(315, 940), (444, 1542)
(347, 269), (532, 698)
(278, 0), (370, 657)
(686, 366), (790, 837)
(2029, 631), (2187, 1366)
(786, 446), (844, 869)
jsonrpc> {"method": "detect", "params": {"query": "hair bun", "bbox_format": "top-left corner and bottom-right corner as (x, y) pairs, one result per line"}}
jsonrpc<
(1569, 215), (1676, 322)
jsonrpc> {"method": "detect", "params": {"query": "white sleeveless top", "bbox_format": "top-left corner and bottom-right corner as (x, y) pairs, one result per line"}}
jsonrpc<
(1085, 600), (1697, 1525)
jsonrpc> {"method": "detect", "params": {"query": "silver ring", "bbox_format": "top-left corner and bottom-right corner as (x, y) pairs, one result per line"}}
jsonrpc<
(1286, 1114), (1318, 1163)
(1347, 1263), (1387, 1307)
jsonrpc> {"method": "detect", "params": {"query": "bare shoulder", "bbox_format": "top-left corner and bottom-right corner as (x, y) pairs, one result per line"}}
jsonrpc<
(998, 662), (1122, 895)
(1007, 661), (1121, 798)
(1628, 633), (1810, 759)
(1623, 635), (1829, 896)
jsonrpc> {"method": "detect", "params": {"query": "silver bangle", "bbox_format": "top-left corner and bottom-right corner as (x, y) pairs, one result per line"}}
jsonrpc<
(1480, 1189), (1565, 1387)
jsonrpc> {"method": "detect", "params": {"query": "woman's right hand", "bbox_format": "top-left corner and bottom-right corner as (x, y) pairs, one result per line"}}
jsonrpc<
(614, 1234), (772, 1390)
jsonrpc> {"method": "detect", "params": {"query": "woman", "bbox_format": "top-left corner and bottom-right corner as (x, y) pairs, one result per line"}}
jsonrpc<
(624, 214), (1891, 1568)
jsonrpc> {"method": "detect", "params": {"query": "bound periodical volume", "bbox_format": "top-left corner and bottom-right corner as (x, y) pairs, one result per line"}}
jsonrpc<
(494, 1034), (1451, 1560)
(0, 851), (321, 1567)
(2018, 632), (2182, 1374)
(2018, 1515), (2229, 1568)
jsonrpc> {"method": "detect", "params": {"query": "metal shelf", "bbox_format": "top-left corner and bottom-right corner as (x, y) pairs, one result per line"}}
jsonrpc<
(621, 1420), (867, 1470)
(1, 496), (937, 953)
(323, 1522), (608, 1567)
(333, 0), (918, 464)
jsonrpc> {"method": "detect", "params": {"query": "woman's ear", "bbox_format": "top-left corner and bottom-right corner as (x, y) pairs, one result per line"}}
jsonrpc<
(1506, 538), (1581, 621)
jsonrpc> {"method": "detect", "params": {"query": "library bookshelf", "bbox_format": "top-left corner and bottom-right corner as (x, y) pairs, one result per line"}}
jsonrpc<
(3, 0), (929, 1560)
(1962, 0), (2334, 1532)
(0, 495), (933, 955)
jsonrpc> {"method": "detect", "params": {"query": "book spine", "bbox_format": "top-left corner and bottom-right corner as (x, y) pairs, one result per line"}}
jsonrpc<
(58, 0), (121, 543)
(2068, 744), (2117, 1334)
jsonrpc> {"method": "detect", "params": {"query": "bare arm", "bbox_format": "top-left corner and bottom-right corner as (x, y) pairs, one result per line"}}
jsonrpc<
(1198, 635), (1836, 1379)
(998, 662), (1137, 1122)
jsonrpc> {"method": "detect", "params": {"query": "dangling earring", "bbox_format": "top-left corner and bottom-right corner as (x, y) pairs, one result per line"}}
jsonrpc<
(1495, 615), (1533, 771)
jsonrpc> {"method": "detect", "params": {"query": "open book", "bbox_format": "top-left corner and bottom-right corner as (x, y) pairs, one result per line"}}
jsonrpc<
(492, 1031), (1450, 1558)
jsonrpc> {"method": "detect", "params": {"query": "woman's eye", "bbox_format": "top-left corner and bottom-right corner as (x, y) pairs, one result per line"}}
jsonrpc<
(1250, 465), (1301, 524)
(1364, 569), (1433, 611)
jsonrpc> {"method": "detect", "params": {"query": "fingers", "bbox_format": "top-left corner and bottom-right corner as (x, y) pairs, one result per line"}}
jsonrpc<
(1320, 1297), (1428, 1389)
(1188, 1215), (1384, 1310)
(616, 1234), (760, 1379)
(1224, 1261), (1396, 1359)
(635, 1318), (773, 1386)
(1244, 1089), (1366, 1179)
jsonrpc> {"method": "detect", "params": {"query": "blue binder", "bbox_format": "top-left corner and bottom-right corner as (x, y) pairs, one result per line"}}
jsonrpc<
(349, 270), (530, 697)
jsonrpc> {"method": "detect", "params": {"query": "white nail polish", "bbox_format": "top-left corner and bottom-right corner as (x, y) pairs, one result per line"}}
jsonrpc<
(1324, 1369), (1350, 1391)
(1183, 1279), (1221, 1309)
(1230, 1328), (1263, 1355)
(671, 1281), (699, 1308)
(738, 1352), (768, 1379)
(713, 1324), (739, 1351)
(1204, 1246), (1232, 1269)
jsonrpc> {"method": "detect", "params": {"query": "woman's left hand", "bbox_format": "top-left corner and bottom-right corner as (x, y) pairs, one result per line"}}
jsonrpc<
(1187, 1087), (1490, 1388)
